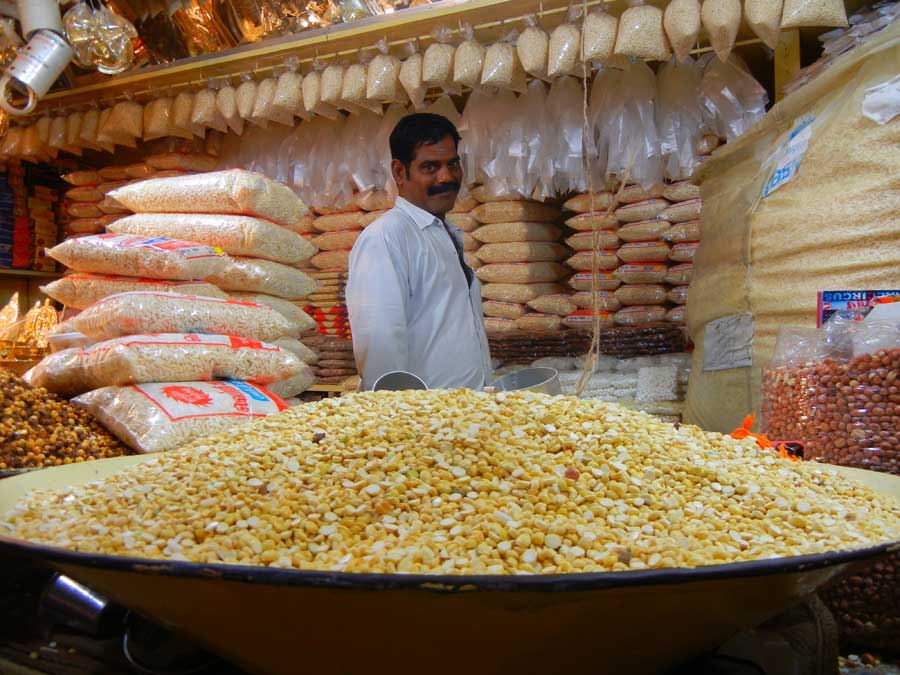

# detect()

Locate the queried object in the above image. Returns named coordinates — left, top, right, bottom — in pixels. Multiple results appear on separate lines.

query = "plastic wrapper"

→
left=78, top=110, right=103, bottom=151
left=65, top=113, right=85, bottom=156
left=667, top=306, right=686, bottom=323
left=563, top=310, right=615, bottom=330
left=615, top=0, right=671, bottom=61
left=661, top=197, right=702, bottom=222
left=50, top=117, right=68, bottom=152
left=267, top=365, right=316, bottom=398
left=217, top=84, right=245, bottom=135
left=663, top=181, right=701, bottom=201
left=453, top=23, right=485, bottom=88
left=368, top=39, right=403, bottom=104
left=236, top=76, right=258, bottom=122
left=517, top=15, right=549, bottom=80
left=566, top=250, right=620, bottom=271
left=423, top=26, right=456, bottom=89
left=669, top=241, right=700, bottom=262
left=566, top=231, right=620, bottom=251
left=615, top=305, right=667, bottom=325
left=48, top=233, right=230, bottom=281
left=302, top=63, right=340, bottom=119
left=619, top=220, right=672, bottom=242
left=472, top=201, right=560, bottom=224
left=481, top=283, right=564, bottom=304
left=516, top=313, right=564, bottom=332
left=74, top=380, right=288, bottom=454
left=618, top=241, right=671, bottom=262
left=548, top=6, right=582, bottom=78
left=63, top=170, right=100, bottom=187
left=110, top=170, right=308, bottom=227
left=616, top=284, right=668, bottom=306
left=399, top=42, right=427, bottom=111
left=482, top=30, right=527, bottom=93
left=615, top=198, right=669, bottom=223
left=527, top=294, right=578, bottom=317
left=702, top=0, right=742, bottom=62
left=145, top=153, right=218, bottom=172
left=664, top=220, right=701, bottom=242
left=780, top=0, right=848, bottom=29
left=668, top=286, right=690, bottom=305
left=209, top=257, right=318, bottom=300
left=699, top=53, right=768, bottom=142
left=546, top=76, right=590, bottom=195
left=483, top=300, right=527, bottom=320
left=191, top=87, right=228, bottom=134
left=658, top=57, right=705, bottom=181
left=273, top=61, right=305, bottom=123
left=41, top=274, right=227, bottom=310
left=475, top=242, right=567, bottom=264
left=665, top=262, right=694, bottom=285
left=583, top=6, right=618, bottom=63
left=564, top=193, right=615, bottom=213
left=745, top=0, right=784, bottom=49
left=569, top=272, right=621, bottom=292
left=247, top=77, right=278, bottom=127
left=471, top=222, right=560, bottom=243
left=475, top=262, right=567, bottom=284
left=571, top=290, right=620, bottom=311
left=102, top=100, right=143, bottom=145
left=172, top=91, right=201, bottom=138
left=665, top=0, right=702, bottom=61
left=615, top=263, right=668, bottom=284
left=143, top=97, right=174, bottom=141
left=68, top=217, right=109, bottom=234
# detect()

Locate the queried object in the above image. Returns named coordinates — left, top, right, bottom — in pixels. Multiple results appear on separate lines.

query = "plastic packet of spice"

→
left=454, top=23, right=485, bottom=89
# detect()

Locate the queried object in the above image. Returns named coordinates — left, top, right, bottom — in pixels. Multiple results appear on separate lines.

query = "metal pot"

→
left=490, top=367, right=561, bottom=395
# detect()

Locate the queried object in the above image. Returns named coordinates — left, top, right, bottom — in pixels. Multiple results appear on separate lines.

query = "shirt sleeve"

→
left=346, top=225, right=411, bottom=390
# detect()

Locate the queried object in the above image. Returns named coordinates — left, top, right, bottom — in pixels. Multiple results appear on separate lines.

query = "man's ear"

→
left=391, top=159, right=407, bottom=186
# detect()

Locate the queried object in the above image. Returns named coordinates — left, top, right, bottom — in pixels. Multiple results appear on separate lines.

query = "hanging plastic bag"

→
left=517, top=15, right=549, bottom=80
left=423, top=25, right=456, bottom=91
left=340, top=57, right=369, bottom=112
left=272, top=57, right=306, bottom=123
left=192, top=83, right=228, bottom=134
left=453, top=22, right=485, bottom=89
left=780, top=0, right=848, bottom=29
left=246, top=77, right=273, bottom=128
left=702, top=0, right=741, bottom=62
left=320, top=62, right=345, bottom=107
left=657, top=57, right=704, bottom=181
left=582, top=5, right=618, bottom=63
left=699, top=52, right=768, bottom=142
left=236, top=74, right=258, bottom=123
left=78, top=108, right=103, bottom=151
left=101, top=98, right=144, bottom=145
left=547, top=76, right=588, bottom=195
left=548, top=6, right=583, bottom=78
left=302, top=60, right=340, bottom=119
left=664, top=0, right=702, bottom=61
left=217, top=82, right=245, bottom=135
left=49, top=116, right=67, bottom=152
left=65, top=112, right=85, bottom=156
left=399, top=41, right=427, bottom=111
left=482, top=30, right=527, bottom=93
left=745, top=0, right=783, bottom=49
left=367, top=39, right=404, bottom=105
left=172, top=90, right=202, bottom=137
left=615, top=0, right=671, bottom=61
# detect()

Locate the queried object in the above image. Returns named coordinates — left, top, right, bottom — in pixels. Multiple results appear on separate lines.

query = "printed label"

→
left=131, top=380, right=287, bottom=422
left=703, top=314, right=754, bottom=372
left=817, top=290, right=900, bottom=327
left=763, top=114, right=815, bottom=199
left=621, top=241, right=665, bottom=249
left=93, top=233, right=224, bottom=259
left=573, top=272, right=617, bottom=281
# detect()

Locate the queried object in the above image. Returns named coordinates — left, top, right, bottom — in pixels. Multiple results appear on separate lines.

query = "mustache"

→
left=427, top=181, right=461, bottom=196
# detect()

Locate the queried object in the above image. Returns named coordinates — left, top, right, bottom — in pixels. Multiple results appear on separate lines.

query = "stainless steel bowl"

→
left=490, top=367, right=561, bottom=395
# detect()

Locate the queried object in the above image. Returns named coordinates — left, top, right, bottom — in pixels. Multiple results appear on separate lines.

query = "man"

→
left=346, top=113, right=492, bottom=390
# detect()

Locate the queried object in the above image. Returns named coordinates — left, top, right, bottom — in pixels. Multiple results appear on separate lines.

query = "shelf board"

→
left=0, top=268, right=63, bottom=279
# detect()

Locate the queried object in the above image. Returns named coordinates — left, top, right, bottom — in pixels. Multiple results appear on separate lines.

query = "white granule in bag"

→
left=566, top=250, right=620, bottom=271
left=547, top=15, right=581, bottom=78
left=568, top=272, right=621, bottom=291
left=661, top=198, right=702, bottom=223
left=564, top=192, right=615, bottom=213
left=618, top=220, right=672, bottom=242
left=66, top=186, right=103, bottom=202
left=636, top=365, right=679, bottom=402
left=313, top=212, right=375, bottom=232
left=216, top=85, right=244, bottom=136
left=367, top=53, right=403, bottom=103
left=618, top=241, right=671, bottom=263
left=191, top=89, right=228, bottom=134
left=476, top=262, right=567, bottom=284
left=267, top=364, right=315, bottom=398
left=615, top=199, right=669, bottom=223
left=615, top=284, right=668, bottom=305
left=355, top=191, right=394, bottom=212
left=527, top=294, right=577, bottom=317
left=663, top=181, right=700, bottom=202
left=701, top=0, right=741, bottom=62
left=664, top=0, right=702, bottom=62
left=483, top=317, right=518, bottom=334
left=68, top=203, right=103, bottom=219
left=342, top=63, right=368, bottom=105
left=63, top=170, right=100, bottom=186
left=229, top=293, right=316, bottom=335
left=74, top=380, right=288, bottom=454
left=615, top=264, right=669, bottom=284
left=273, top=71, right=303, bottom=121
left=41, top=274, right=226, bottom=310
left=48, top=234, right=230, bottom=281
left=620, top=184, right=665, bottom=204
left=482, top=38, right=527, bottom=92
left=668, top=286, right=690, bottom=305
left=566, top=212, right=620, bottom=231
left=582, top=7, right=618, bottom=62
left=483, top=300, right=527, bottom=320
left=68, top=217, right=108, bottom=234
left=210, top=258, right=317, bottom=300
left=475, top=242, right=566, bottom=264
left=172, top=92, right=201, bottom=138
left=472, top=222, right=561, bottom=243
left=571, top=290, right=621, bottom=311
left=517, top=20, right=549, bottom=79
left=516, top=313, right=563, bottom=332
left=312, top=230, right=361, bottom=252
left=566, top=231, right=620, bottom=251
left=615, top=2, right=671, bottom=61
left=71, top=291, right=297, bottom=342
left=108, top=213, right=315, bottom=265
left=453, top=31, right=486, bottom=88
left=480, top=283, right=564, bottom=304
left=473, top=201, right=560, bottom=224
left=745, top=0, right=783, bottom=49
left=780, top=0, right=847, bottom=28
left=614, top=305, right=667, bottom=326
left=271, top=337, right=318, bottom=363
left=310, top=250, right=350, bottom=271
left=109, top=170, right=309, bottom=228
left=399, top=52, right=426, bottom=110
left=464, top=253, right=482, bottom=270
left=462, top=233, right=479, bottom=252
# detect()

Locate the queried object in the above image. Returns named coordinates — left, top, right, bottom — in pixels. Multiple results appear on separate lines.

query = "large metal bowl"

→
left=491, top=367, right=561, bottom=395
left=0, top=457, right=898, bottom=675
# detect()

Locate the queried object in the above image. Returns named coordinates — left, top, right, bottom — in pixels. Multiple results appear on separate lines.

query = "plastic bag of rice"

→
left=669, top=241, right=700, bottom=262
left=67, top=186, right=103, bottom=202
left=615, top=0, right=670, bottom=61
left=464, top=252, right=482, bottom=270
left=314, top=211, right=370, bottom=232
left=620, top=184, right=665, bottom=204
left=745, top=0, right=783, bottom=49
left=663, top=221, right=701, bottom=242
left=668, top=286, right=689, bottom=305
left=310, top=250, right=351, bottom=271
left=661, top=198, right=701, bottom=223
left=68, top=217, right=110, bottom=235
left=483, top=300, right=527, bottom=320
left=665, top=262, right=694, bottom=285
left=617, top=241, right=671, bottom=263
left=98, top=196, right=130, bottom=215
left=475, top=242, right=567, bottom=264
left=271, top=337, right=318, bottom=364
left=41, top=274, right=226, bottom=310
left=566, top=250, right=620, bottom=272
left=108, top=213, right=315, bottom=265
left=210, top=258, right=317, bottom=300
left=517, top=15, right=550, bottom=79
left=230, top=293, right=316, bottom=335
left=516, top=313, right=563, bottom=332
left=216, top=85, right=244, bottom=136
left=355, top=190, right=395, bottom=212
left=571, top=290, right=620, bottom=311
left=191, top=88, right=228, bottom=134
left=312, top=230, right=361, bottom=252
left=267, top=364, right=316, bottom=398
left=566, top=212, right=620, bottom=232
left=109, top=170, right=308, bottom=228
left=48, top=234, right=230, bottom=281
left=68, top=202, right=103, bottom=219
left=70, top=291, right=298, bottom=342
left=484, top=317, right=518, bottom=334
left=476, top=262, right=566, bottom=284
left=582, top=5, right=618, bottom=62
left=618, top=220, right=672, bottom=243
left=563, top=310, right=614, bottom=330
left=144, top=154, right=218, bottom=173
left=63, top=170, right=100, bottom=186
left=446, top=212, right=479, bottom=232
left=453, top=23, right=485, bottom=88
left=527, top=294, right=577, bottom=317
left=667, top=306, right=686, bottom=323
left=566, top=231, right=619, bottom=251
left=663, top=181, right=701, bottom=202
left=564, top=192, right=615, bottom=213
left=781, top=0, right=847, bottom=28
left=368, top=39, right=404, bottom=104
left=615, top=305, right=667, bottom=326
left=400, top=45, right=427, bottom=111
left=615, top=263, right=669, bottom=284
left=664, top=0, right=702, bottom=61
left=73, top=380, right=289, bottom=454
left=462, top=233, right=479, bottom=252
left=471, top=222, right=561, bottom=243
left=615, top=199, right=669, bottom=223
left=480, top=282, right=564, bottom=303
left=482, top=30, right=528, bottom=93
left=702, top=0, right=741, bottom=62
left=568, top=272, right=621, bottom=291
left=472, top=201, right=560, bottom=224
left=615, top=284, right=668, bottom=306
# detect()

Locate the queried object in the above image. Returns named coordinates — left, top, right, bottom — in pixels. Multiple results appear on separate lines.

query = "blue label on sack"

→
left=762, top=114, right=816, bottom=199
left=226, top=379, right=272, bottom=403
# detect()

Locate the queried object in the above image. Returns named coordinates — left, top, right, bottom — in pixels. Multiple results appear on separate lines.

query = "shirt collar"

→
left=395, top=196, right=442, bottom=230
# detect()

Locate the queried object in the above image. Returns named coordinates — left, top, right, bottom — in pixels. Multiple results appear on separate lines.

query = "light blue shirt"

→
left=347, top=196, right=492, bottom=390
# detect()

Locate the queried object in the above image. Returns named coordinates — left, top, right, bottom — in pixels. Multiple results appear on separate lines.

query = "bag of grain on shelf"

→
left=476, top=262, right=567, bottom=284
left=615, top=305, right=667, bottom=325
left=271, top=337, right=318, bottom=364
left=313, top=211, right=369, bottom=232
left=109, top=170, right=308, bottom=228
left=472, top=222, right=561, bottom=243
left=568, top=272, right=621, bottom=291
left=566, top=250, right=620, bottom=271
left=41, top=274, right=227, bottom=310
left=618, top=220, right=672, bottom=242
left=615, top=199, right=669, bottom=223
left=482, top=30, right=527, bottom=93
left=48, top=234, right=230, bottom=281
left=399, top=42, right=427, bottom=111
left=618, top=241, right=671, bottom=263
left=667, top=306, right=686, bottom=323
left=74, top=380, right=289, bottom=454
left=516, top=313, right=563, bottom=331
left=668, top=286, right=690, bottom=305
left=355, top=190, right=394, bottom=212
left=566, top=212, right=620, bottom=231
left=423, top=26, right=456, bottom=90
left=454, top=23, right=485, bottom=88
left=481, top=282, right=564, bottom=304
left=669, top=241, right=699, bottom=262
left=312, top=230, right=361, bottom=252
left=780, top=0, right=847, bottom=29
left=229, top=293, right=315, bottom=335
left=472, top=201, right=560, bottom=224
left=71, top=292, right=298, bottom=342
left=68, top=202, right=103, bottom=219
left=63, top=170, right=100, bottom=186
left=664, top=220, right=701, bottom=242
left=663, top=181, right=701, bottom=202
left=527, top=294, right=577, bottom=317
left=483, top=300, right=527, bottom=320
left=267, top=364, right=316, bottom=398
left=109, top=213, right=315, bottom=265
left=446, top=212, right=479, bottom=232
left=615, top=0, right=670, bottom=61
left=616, top=284, right=668, bottom=306
left=483, top=317, right=518, bottom=334
left=368, top=39, right=404, bottom=104
left=665, top=262, right=694, bottom=285
left=615, top=263, right=668, bottom=284
left=68, top=217, right=109, bottom=235
left=582, top=5, right=618, bottom=63
left=571, top=290, right=621, bottom=311
left=310, top=250, right=351, bottom=271
left=517, top=15, right=550, bottom=80
left=475, top=242, right=567, bottom=264
left=566, top=231, right=619, bottom=251
left=564, top=192, right=615, bottom=213
left=464, top=252, right=482, bottom=270
left=665, top=0, right=702, bottom=62
left=563, top=310, right=614, bottom=330
left=210, top=258, right=317, bottom=300
left=744, top=0, right=783, bottom=49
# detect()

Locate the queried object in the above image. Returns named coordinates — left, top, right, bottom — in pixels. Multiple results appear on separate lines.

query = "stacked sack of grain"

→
left=472, top=197, right=568, bottom=334
left=304, top=269, right=351, bottom=340
left=660, top=180, right=702, bottom=326
left=302, top=333, right=358, bottom=387
left=446, top=190, right=481, bottom=272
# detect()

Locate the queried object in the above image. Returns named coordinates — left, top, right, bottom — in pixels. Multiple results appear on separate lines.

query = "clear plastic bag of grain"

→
left=482, top=30, right=528, bottom=93
left=229, top=292, right=316, bottom=336
left=618, top=220, right=672, bottom=242
left=101, top=100, right=144, bottom=146
left=616, top=284, right=668, bottom=306
left=571, top=290, right=621, bottom=311
left=663, top=181, right=701, bottom=202
left=665, top=0, right=702, bottom=62
left=568, top=271, right=621, bottom=292
left=236, top=75, right=258, bottom=123
left=143, top=97, right=175, bottom=142
left=321, top=62, right=346, bottom=108
left=564, top=192, right=615, bottom=213
left=108, top=213, right=316, bottom=265
left=249, top=77, right=281, bottom=127
left=217, top=84, right=245, bottom=135
left=481, top=282, right=565, bottom=304
left=367, top=39, right=404, bottom=104
left=665, top=262, right=694, bottom=285
left=517, top=15, right=549, bottom=80
left=261, top=75, right=295, bottom=126
left=745, top=0, right=784, bottom=49
left=669, top=241, right=700, bottom=262
left=615, top=263, right=669, bottom=284
left=454, top=22, right=486, bottom=89
left=471, top=222, right=562, bottom=243
left=209, top=257, right=318, bottom=300
left=566, top=231, right=620, bottom=251
left=273, top=58, right=306, bottom=122
left=661, top=198, right=701, bottom=223
left=423, top=26, right=457, bottom=90
left=618, top=241, right=671, bottom=263
left=475, top=262, right=567, bottom=284
left=41, top=274, right=227, bottom=311
left=615, top=305, right=667, bottom=325
left=527, top=294, right=578, bottom=317
left=583, top=5, right=618, bottom=63
left=400, top=41, right=427, bottom=111
left=472, top=200, right=560, bottom=224
left=663, top=220, right=701, bottom=242
left=702, top=0, right=742, bottom=62
left=74, top=380, right=289, bottom=454
left=191, top=85, right=228, bottom=134
left=615, top=0, right=671, bottom=61
left=48, top=234, right=230, bottom=281
left=302, top=61, right=340, bottom=119
left=172, top=91, right=202, bottom=138
left=483, top=300, right=527, bottom=320
left=475, top=242, right=567, bottom=264
left=615, top=198, right=669, bottom=223
left=548, top=6, right=582, bottom=78
left=267, top=364, right=316, bottom=398
left=516, top=313, right=564, bottom=332
left=563, top=310, right=615, bottom=330
left=71, top=291, right=301, bottom=342
left=566, top=250, right=620, bottom=272
left=780, top=0, right=847, bottom=28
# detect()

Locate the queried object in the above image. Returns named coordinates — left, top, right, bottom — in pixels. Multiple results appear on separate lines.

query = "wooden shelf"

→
left=0, top=268, right=62, bottom=279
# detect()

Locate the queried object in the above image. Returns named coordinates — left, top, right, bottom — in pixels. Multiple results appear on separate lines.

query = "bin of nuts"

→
left=761, top=316, right=900, bottom=651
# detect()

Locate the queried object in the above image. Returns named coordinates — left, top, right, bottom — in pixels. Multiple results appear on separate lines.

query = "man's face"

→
left=392, top=135, right=462, bottom=218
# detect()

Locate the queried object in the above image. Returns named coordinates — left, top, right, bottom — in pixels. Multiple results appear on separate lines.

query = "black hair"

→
left=389, top=113, right=461, bottom=171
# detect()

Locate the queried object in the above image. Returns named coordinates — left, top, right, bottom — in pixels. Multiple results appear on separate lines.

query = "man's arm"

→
left=346, top=227, right=410, bottom=389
